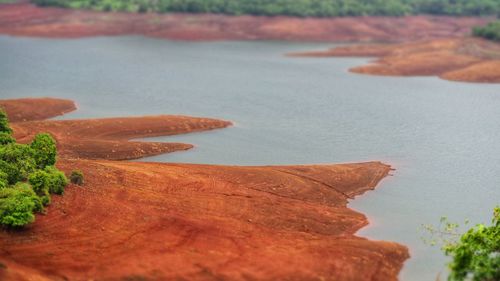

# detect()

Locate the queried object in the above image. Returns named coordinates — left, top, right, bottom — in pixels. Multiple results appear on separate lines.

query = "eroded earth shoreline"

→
left=0, top=98, right=409, bottom=280
left=291, top=38, right=500, bottom=83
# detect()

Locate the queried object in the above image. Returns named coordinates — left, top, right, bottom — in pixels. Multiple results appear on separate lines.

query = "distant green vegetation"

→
left=473, top=21, right=500, bottom=41
left=32, top=0, right=500, bottom=17
left=0, top=108, right=70, bottom=228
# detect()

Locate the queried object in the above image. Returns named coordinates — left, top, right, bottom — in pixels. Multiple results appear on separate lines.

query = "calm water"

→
left=1, top=35, right=500, bottom=281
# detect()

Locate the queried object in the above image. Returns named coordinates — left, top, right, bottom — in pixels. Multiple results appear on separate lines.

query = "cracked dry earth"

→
left=0, top=98, right=408, bottom=281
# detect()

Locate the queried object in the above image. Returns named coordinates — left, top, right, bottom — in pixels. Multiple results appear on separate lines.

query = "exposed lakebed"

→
left=1, top=35, right=500, bottom=280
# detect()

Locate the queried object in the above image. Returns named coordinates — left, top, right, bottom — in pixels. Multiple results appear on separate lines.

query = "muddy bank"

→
left=291, top=38, right=500, bottom=83
left=0, top=2, right=491, bottom=42
left=0, top=97, right=409, bottom=280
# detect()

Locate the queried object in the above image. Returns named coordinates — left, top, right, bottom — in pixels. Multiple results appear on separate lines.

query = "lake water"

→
left=1, top=35, right=499, bottom=281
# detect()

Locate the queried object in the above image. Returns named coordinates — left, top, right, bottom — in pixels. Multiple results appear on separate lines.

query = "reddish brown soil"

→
left=441, top=60, right=500, bottom=82
left=291, top=38, right=500, bottom=83
left=0, top=97, right=76, bottom=122
left=0, top=2, right=491, bottom=42
left=1, top=99, right=231, bottom=160
left=0, top=98, right=409, bottom=280
left=12, top=114, right=232, bottom=160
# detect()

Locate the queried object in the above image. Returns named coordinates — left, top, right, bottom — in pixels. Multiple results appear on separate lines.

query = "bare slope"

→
left=0, top=98, right=409, bottom=280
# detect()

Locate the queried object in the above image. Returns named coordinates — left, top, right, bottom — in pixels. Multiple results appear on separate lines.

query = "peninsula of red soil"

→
left=0, top=98, right=409, bottom=280
left=291, top=38, right=500, bottom=83
left=11, top=115, right=232, bottom=160
left=0, top=97, right=76, bottom=122
left=0, top=2, right=491, bottom=42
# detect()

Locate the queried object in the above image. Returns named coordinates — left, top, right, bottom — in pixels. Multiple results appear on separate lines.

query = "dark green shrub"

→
left=70, top=170, right=84, bottom=186
left=44, top=166, right=68, bottom=195
left=28, top=170, right=51, bottom=206
left=0, top=144, right=36, bottom=183
left=0, top=132, right=15, bottom=145
left=30, top=133, right=57, bottom=169
left=0, top=108, right=12, bottom=135
left=0, top=185, right=39, bottom=227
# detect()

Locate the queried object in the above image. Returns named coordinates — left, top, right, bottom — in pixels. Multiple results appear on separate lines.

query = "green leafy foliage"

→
left=0, top=112, right=71, bottom=228
left=70, top=170, right=84, bottom=186
left=30, top=133, right=57, bottom=169
left=0, top=160, right=19, bottom=185
left=28, top=170, right=51, bottom=206
left=32, top=0, right=500, bottom=17
left=13, top=182, right=44, bottom=213
left=473, top=21, right=500, bottom=42
left=0, top=109, right=12, bottom=135
left=422, top=207, right=500, bottom=281
left=444, top=207, right=500, bottom=281
left=0, top=171, right=8, bottom=189
left=45, top=166, right=68, bottom=194
left=0, top=185, right=39, bottom=227
left=0, top=132, right=15, bottom=145
left=0, top=144, right=36, bottom=183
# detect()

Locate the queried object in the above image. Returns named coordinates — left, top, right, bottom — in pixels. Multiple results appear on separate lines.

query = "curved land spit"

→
left=0, top=2, right=490, bottom=42
left=11, top=115, right=232, bottom=160
left=0, top=97, right=76, bottom=122
left=0, top=98, right=409, bottom=280
left=291, top=38, right=500, bottom=83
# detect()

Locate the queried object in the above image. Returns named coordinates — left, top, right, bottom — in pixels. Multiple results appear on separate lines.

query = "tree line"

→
left=32, top=0, right=500, bottom=17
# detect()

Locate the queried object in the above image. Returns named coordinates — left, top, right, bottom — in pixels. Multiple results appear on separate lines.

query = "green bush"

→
left=0, top=171, right=8, bottom=189
left=13, top=182, right=44, bottom=213
left=45, top=166, right=68, bottom=195
left=0, top=185, right=40, bottom=227
left=28, top=170, right=51, bottom=206
left=0, top=109, right=72, bottom=228
left=30, top=133, right=57, bottom=169
left=423, top=207, right=500, bottom=281
left=70, top=170, right=84, bottom=186
left=0, top=132, right=15, bottom=145
left=0, top=144, right=36, bottom=183
left=0, top=160, right=18, bottom=185
left=0, top=108, right=12, bottom=135
left=445, top=207, right=500, bottom=281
